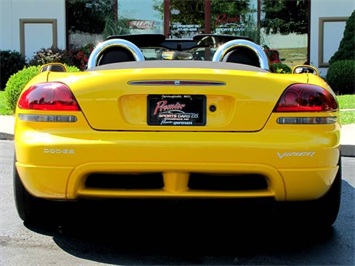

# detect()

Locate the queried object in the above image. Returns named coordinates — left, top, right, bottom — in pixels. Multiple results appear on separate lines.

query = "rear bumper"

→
left=15, top=128, right=340, bottom=202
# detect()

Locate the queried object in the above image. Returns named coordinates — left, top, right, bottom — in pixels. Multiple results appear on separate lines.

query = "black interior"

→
left=97, top=46, right=136, bottom=65
left=223, top=47, right=260, bottom=67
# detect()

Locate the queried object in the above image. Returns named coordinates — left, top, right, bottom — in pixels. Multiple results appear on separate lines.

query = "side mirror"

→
left=292, top=65, right=319, bottom=76
left=40, top=63, right=67, bottom=73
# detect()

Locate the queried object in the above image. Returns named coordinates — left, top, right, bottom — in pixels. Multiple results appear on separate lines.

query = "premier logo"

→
left=153, top=100, right=186, bottom=115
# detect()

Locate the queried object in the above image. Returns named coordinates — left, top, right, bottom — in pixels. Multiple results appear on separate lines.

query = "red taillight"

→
left=18, top=82, right=80, bottom=111
left=274, top=84, right=338, bottom=112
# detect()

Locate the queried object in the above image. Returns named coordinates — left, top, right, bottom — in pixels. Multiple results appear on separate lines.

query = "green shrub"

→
left=5, top=64, right=80, bottom=112
left=5, top=66, right=40, bottom=112
left=329, top=10, right=355, bottom=64
left=326, top=60, right=355, bottom=95
left=270, top=63, right=292, bottom=74
left=28, top=47, right=73, bottom=66
left=65, top=65, right=82, bottom=72
left=0, top=50, right=26, bottom=90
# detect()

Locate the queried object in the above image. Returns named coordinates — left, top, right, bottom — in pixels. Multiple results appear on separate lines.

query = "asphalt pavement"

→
left=0, top=115, right=354, bottom=157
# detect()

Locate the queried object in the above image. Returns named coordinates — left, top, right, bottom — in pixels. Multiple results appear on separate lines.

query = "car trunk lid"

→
left=48, top=62, right=307, bottom=132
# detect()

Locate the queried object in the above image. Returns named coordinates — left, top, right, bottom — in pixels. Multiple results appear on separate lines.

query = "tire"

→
left=277, top=156, right=342, bottom=229
left=13, top=160, right=53, bottom=225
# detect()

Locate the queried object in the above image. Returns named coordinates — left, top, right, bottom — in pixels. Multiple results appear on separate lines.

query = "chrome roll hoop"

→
left=87, top=39, right=145, bottom=69
left=212, top=39, right=270, bottom=71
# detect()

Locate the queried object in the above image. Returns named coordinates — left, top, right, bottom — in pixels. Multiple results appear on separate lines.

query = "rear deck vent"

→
left=85, top=173, right=164, bottom=189
left=188, top=173, right=268, bottom=191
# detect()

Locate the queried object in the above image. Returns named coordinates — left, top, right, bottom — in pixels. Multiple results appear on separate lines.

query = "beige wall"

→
left=2, top=0, right=353, bottom=74
left=0, top=0, right=66, bottom=61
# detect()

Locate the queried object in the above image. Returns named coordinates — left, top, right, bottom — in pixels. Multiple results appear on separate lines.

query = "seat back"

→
left=222, top=47, right=260, bottom=67
left=97, top=47, right=136, bottom=65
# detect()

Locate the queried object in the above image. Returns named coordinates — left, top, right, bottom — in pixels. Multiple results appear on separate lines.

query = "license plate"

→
left=147, top=95, right=206, bottom=126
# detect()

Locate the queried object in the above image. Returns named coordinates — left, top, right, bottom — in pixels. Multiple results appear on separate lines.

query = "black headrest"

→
left=223, top=47, right=260, bottom=67
left=97, top=47, right=135, bottom=65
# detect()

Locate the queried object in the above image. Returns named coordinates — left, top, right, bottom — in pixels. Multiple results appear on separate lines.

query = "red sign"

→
left=215, top=14, right=241, bottom=26
left=128, top=20, right=156, bottom=29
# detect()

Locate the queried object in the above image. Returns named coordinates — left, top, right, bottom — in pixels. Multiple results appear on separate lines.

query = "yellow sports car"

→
left=14, top=34, right=341, bottom=228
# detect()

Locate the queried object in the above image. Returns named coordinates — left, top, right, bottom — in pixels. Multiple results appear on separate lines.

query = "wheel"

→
left=13, top=160, right=52, bottom=224
left=277, top=156, right=342, bottom=229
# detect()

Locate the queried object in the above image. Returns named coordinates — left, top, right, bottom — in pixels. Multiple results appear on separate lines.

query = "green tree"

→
left=261, top=0, right=309, bottom=35
left=329, top=9, right=355, bottom=64
left=67, top=0, right=115, bottom=34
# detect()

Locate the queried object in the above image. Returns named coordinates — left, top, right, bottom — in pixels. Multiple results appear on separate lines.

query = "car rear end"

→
left=14, top=61, right=340, bottom=205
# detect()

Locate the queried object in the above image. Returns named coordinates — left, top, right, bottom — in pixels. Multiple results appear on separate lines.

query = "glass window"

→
left=211, top=0, right=258, bottom=40
left=66, top=0, right=257, bottom=48
left=117, top=0, right=164, bottom=34
left=166, top=0, right=257, bottom=40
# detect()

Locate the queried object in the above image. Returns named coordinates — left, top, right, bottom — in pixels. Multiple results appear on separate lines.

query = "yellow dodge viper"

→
left=14, top=34, right=341, bottom=228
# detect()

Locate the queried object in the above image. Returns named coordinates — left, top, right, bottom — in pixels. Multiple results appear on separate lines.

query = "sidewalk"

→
left=0, top=115, right=354, bottom=156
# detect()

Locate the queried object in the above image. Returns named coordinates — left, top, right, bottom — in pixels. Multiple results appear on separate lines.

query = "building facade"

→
left=0, top=0, right=66, bottom=60
left=1, top=0, right=354, bottom=76
left=309, top=0, right=354, bottom=76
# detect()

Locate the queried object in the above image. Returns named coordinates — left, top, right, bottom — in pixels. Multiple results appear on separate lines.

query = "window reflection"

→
left=117, top=0, right=164, bottom=34
left=67, top=0, right=258, bottom=48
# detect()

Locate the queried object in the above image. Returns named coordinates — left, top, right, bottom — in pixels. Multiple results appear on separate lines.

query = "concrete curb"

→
left=341, top=145, right=355, bottom=157
left=0, top=132, right=14, bottom=141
